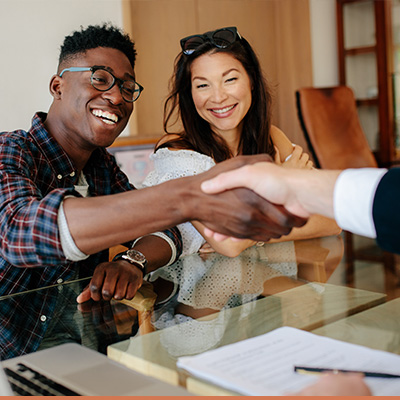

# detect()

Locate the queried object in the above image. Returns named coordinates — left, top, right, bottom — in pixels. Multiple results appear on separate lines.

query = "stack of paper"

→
left=177, top=326, right=400, bottom=396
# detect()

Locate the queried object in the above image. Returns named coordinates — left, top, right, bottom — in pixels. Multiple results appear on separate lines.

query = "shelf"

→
left=344, top=45, right=376, bottom=55
left=356, top=98, right=378, bottom=107
left=339, top=0, right=370, bottom=4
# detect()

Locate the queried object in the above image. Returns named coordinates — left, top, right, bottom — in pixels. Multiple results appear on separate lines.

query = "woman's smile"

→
left=209, top=104, right=237, bottom=116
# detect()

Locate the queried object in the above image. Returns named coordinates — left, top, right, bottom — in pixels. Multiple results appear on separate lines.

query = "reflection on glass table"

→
left=0, top=277, right=155, bottom=360
left=2, top=233, right=390, bottom=396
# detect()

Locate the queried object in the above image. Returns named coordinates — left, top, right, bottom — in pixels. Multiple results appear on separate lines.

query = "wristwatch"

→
left=113, top=249, right=147, bottom=274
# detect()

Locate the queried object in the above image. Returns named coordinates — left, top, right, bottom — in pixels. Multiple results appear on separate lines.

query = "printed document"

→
left=177, top=326, right=400, bottom=395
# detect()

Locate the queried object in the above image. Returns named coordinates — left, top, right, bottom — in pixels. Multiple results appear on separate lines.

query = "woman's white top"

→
left=143, top=148, right=216, bottom=256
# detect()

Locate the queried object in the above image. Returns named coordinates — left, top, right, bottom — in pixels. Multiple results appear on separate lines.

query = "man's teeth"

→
left=212, top=105, right=235, bottom=114
left=92, top=109, right=119, bottom=124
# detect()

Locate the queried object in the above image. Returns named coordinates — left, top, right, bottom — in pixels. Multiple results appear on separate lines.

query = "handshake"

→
left=185, top=154, right=310, bottom=243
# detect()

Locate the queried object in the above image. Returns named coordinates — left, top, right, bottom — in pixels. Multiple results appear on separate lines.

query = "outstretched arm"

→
left=64, top=156, right=307, bottom=255
left=201, top=162, right=390, bottom=243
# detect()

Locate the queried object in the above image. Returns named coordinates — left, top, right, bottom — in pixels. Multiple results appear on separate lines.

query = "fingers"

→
left=76, top=261, right=142, bottom=303
left=203, top=229, right=232, bottom=242
left=76, top=286, right=92, bottom=304
left=124, top=280, right=142, bottom=300
left=202, top=228, right=245, bottom=243
left=88, top=267, right=107, bottom=302
left=201, top=164, right=255, bottom=194
left=273, top=146, right=281, bottom=164
left=202, top=189, right=308, bottom=242
left=305, top=159, right=314, bottom=169
left=198, top=242, right=216, bottom=253
left=96, top=270, right=119, bottom=301
left=196, top=160, right=309, bottom=242
left=290, top=374, right=371, bottom=396
left=298, top=152, right=311, bottom=168
left=281, top=145, right=313, bottom=169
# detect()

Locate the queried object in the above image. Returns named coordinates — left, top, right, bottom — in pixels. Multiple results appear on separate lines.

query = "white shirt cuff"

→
left=333, top=168, right=387, bottom=238
left=58, top=199, right=89, bottom=261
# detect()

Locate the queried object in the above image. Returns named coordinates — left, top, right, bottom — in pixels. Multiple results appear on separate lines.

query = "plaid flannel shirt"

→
left=0, top=113, right=182, bottom=359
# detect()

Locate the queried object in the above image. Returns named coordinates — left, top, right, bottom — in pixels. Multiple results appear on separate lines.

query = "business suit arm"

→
left=373, top=167, right=400, bottom=253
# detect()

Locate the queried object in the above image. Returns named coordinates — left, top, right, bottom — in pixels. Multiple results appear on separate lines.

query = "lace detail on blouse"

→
left=142, top=149, right=215, bottom=257
left=150, top=242, right=297, bottom=310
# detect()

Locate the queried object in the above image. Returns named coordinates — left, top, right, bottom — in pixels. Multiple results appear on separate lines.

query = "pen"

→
left=294, top=366, right=400, bottom=378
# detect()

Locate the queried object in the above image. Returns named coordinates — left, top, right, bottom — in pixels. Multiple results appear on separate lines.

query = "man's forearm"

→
left=64, top=155, right=308, bottom=254
left=63, top=177, right=191, bottom=255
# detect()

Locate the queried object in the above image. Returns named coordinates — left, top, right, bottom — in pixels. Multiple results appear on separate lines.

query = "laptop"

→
left=1, top=343, right=192, bottom=396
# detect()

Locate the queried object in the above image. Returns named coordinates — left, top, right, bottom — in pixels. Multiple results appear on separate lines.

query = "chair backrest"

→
left=296, top=86, right=378, bottom=169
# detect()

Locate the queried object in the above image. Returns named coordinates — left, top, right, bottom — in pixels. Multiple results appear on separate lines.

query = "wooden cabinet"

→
left=336, top=0, right=395, bottom=166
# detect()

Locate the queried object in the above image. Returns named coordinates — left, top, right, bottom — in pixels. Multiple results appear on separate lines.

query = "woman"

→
left=143, top=26, right=340, bottom=257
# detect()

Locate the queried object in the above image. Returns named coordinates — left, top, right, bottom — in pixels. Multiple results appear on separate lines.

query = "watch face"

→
left=126, top=250, right=146, bottom=263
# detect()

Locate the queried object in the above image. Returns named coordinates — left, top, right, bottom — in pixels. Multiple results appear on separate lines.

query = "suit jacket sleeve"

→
left=372, top=167, right=400, bottom=254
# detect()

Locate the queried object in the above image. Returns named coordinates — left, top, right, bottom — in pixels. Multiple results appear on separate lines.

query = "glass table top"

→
left=1, top=234, right=398, bottom=395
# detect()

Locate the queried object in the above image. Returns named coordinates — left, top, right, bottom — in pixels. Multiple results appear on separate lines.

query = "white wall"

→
left=0, top=0, right=124, bottom=131
left=0, top=0, right=337, bottom=133
left=309, top=0, right=339, bottom=87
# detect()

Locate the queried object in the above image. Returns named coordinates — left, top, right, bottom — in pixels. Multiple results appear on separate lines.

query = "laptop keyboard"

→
left=4, top=363, right=80, bottom=396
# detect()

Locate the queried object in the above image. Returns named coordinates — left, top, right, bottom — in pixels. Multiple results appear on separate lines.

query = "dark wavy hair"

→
left=58, top=23, right=136, bottom=71
left=159, top=30, right=275, bottom=162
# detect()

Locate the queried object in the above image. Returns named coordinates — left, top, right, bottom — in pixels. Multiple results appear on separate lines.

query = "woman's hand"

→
left=198, top=242, right=216, bottom=254
left=274, top=145, right=314, bottom=169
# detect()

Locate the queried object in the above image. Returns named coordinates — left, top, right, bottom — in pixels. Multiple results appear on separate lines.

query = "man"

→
left=0, top=24, right=304, bottom=358
left=202, top=162, right=397, bottom=396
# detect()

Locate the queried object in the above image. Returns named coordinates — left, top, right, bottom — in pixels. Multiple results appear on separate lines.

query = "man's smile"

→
left=91, top=109, right=119, bottom=125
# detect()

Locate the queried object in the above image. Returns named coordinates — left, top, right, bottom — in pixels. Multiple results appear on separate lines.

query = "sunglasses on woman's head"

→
left=180, top=27, right=241, bottom=55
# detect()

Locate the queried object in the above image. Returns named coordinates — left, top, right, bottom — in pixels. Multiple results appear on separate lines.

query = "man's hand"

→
left=76, top=260, right=143, bottom=303
left=183, top=155, right=308, bottom=242
left=201, top=161, right=311, bottom=218
left=290, top=373, right=372, bottom=396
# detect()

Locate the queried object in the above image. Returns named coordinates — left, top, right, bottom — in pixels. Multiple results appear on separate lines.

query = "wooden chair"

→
left=295, top=86, right=395, bottom=284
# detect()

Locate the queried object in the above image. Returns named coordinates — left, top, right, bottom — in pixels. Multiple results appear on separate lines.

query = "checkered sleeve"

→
left=0, top=139, right=76, bottom=267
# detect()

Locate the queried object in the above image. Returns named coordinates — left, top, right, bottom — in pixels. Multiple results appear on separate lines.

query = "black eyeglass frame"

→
left=59, top=66, right=144, bottom=103
left=180, top=26, right=242, bottom=55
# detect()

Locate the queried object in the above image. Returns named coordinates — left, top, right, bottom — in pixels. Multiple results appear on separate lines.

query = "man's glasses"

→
left=59, top=66, right=144, bottom=103
left=180, top=26, right=241, bottom=55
